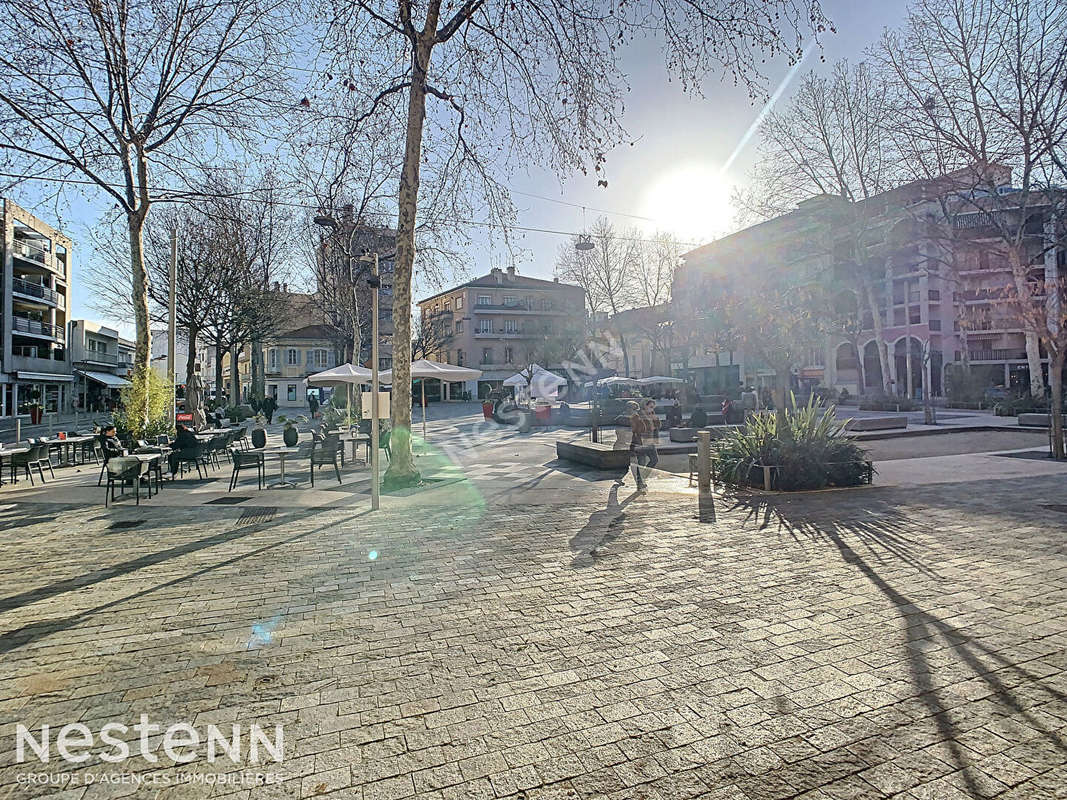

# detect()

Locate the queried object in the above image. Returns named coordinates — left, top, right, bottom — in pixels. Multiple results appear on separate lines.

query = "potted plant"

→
left=278, top=415, right=300, bottom=447
left=251, top=412, right=268, bottom=449
left=26, top=389, right=44, bottom=424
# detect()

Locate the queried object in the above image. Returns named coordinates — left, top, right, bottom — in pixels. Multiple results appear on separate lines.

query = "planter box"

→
left=1018, top=413, right=1050, bottom=427
left=555, top=440, right=630, bottom=471
left=845, top=416, right=907, bottom=432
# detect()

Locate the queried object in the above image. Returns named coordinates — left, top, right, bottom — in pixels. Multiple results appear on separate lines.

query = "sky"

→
left=7, top=0, right=911, bottom=336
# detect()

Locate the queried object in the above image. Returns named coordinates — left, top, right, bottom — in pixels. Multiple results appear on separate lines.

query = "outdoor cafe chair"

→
left=10, top=443, right=54, bottom=485
left=228, top=448, right=265, bottom=491
left=174, top=443, right=211, bottom=480
left=309, top=439, right=343, bottom=486
left=104, top=457, right=150, bottom=507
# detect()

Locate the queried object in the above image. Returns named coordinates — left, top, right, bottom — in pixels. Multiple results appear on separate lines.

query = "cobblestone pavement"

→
left=1, top=441, right=1066, bottom=799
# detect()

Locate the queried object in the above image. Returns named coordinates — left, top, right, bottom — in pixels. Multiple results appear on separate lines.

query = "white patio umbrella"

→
left=503, top=365, right=568, bottom=399
left=637, top=376, right=684, bottom=384
left=379, top=359, right=482, bottom=440
left=307, top=364, right=373, bottom=424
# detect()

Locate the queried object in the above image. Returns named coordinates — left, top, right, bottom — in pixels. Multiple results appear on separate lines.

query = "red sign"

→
left=176, top=412, right=193, bottom=422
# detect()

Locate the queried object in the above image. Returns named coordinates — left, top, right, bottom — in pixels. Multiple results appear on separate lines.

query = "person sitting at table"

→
left=665, top=400, right=683, bottom=429
left=99, top=425, right=123, bottom=459
left=168, top=423, right=199, bottom=476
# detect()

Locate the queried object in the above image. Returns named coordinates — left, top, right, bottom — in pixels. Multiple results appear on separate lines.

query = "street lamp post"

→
left=360, top=252, right=381, bottom=512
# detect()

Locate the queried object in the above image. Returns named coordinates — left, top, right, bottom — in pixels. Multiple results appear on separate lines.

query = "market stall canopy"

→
left=306, top=363, right=373, bottom=385
left=379, top=359, right=482, bottom=384
left=75, top=370, right=130, bottom=388
left=584, top=376, right=640, bottom=387
left=503, top=365, right=567, bottom=398
left=637, top=376, right=684, bottom=384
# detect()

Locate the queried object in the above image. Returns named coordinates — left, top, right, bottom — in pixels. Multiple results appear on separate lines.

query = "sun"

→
left=640, top=163, right=735, bottom=244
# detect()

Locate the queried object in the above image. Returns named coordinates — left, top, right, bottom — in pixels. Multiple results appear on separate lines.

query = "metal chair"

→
left=229, top=448, right=265, bottom=491
left=104, top=457, right=149, bottom=506
left=10, top=443, right=54, bottom=485
left=309, top=439, right=343, bottom=486
left=174, top=443, right=211, bottom=479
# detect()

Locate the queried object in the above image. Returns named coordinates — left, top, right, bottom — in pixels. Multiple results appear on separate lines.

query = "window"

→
left=455, top=320, right=463, bottom=333
left=504, top=346, right=514, bottom=364
left=929, top=319, right=942, bottom=331
left=314, top=349, right=329, bottom=368
left=482, top=347, right=493, bottom=364
left=443, top=299, right=451, bottom=311
left=503, top=295, right=516, bottom=306
left=504, top=319, right=518, bottom=334
left=286, top=348, right=299, bottom=365
left=268, top=349, right=278, bottom=370
left=455, top=296, right=463, bottom=310
left=456, top=349, right=464, bottom=366
left=542, top=298, right=553, bottom=310
left=477, top=319, right=492, bottom=334
left=287, top=384, right=297, bottom=401
left=477, top=295, right=492, bottom=306
left=928, top=289, right=940, bottom=301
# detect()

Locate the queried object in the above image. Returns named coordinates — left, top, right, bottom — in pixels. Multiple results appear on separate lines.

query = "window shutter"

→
left=305, top=349, right=313, bottom=368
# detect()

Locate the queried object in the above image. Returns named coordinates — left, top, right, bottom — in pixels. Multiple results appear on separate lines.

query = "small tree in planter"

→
left=25, top=388, right=44, bottom=424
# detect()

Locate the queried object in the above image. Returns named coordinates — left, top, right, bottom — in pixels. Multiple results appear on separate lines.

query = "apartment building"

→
left=676, top=167, right=1065, bottom=398
left=417, top=266, right=587, bottom=397
left=1, top=199, right=74, bottom=416
left=69, top=320, right=134, bottom=411
left=264, top=325, right=342, bottom=408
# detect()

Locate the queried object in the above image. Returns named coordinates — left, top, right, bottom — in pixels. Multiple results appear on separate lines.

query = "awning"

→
left=75, top=370, right=130, bottom=388
left=16, top=371, right=76, bottom=383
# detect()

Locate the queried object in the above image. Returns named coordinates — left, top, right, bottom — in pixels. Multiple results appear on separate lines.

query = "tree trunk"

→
left=1051, top=352, right=1064, bottom=460
left=863, top=282, right=891, bottom=393
left=1009, top=248, right=1047, bottom=398
left=229, top=343, right=240, bottom=407
left=774, top=368, right=790, bottom=436
left=618, top=330, right=631, bottom=377
left=215, top=341, right=225, bottom=406
left=854, top=340, right=867, bottom=393
left=250, top=338, right=264, bottom=408
left=384, top=31, right=435, bottom=488
left=127, top=210, right=153, bottom=427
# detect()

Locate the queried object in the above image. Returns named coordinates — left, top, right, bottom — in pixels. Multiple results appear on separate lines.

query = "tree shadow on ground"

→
left=569, top=482, right=641, bottom=568
left=723, top=490, right=1067, bottom=798
left=0, top=507, right=370, bottom=655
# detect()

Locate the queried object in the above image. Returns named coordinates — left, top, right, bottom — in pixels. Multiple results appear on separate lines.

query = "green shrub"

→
left=715, top=395, right=872, bottom=491
left=114, top=368, right=174, bottom=440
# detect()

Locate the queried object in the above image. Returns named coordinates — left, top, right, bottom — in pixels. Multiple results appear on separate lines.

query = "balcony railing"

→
left=11, top=238, right=48, bottom=264
left=969, top=349, right=1027, bottom=362
left=83, top=350, right=119, bottom=364
left=12, top=316, right=65, bottom=342
left=12, top=276, right=63, bottom=307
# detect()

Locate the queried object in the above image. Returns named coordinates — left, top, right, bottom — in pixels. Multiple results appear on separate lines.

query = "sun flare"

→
left=640, top=163, right=735, bottom=244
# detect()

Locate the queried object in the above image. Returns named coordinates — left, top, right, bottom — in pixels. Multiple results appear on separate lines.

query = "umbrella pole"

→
left=422, top=380, right=427, bottom=443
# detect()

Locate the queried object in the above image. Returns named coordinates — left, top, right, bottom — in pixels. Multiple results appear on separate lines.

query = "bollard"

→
left=763, top=464, right=773, bottom=491
left=15, top=419, right=21, bottom=442
left=74, top=411, right=79, bottom=431
left=697, top=430, right=711, bottom=493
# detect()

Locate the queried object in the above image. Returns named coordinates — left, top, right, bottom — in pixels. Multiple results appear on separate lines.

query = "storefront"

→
left=2, top=372, right=76, bottom=417
left=74, top=370, right=130, bottom=412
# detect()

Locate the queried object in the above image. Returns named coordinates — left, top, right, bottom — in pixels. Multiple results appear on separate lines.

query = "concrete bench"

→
left=563, top=408, right=593, bottom=426
left=1018, top=413, right=1050, bottom=427
left=555, top=440, right=630, bottom=470
left=845, top=416, right=908, bottom=432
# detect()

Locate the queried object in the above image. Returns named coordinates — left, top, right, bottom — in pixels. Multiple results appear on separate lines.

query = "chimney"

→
left=282, top=283, right=288, bottom=293
left=491, top=267, right=503, bottom=284
left=273, top=281, right=280, bottom=292
left=506, top=265, right=516, bottom=280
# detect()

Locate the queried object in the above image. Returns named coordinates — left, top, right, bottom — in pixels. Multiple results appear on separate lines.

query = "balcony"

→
left=473, top=328, right=535, bottom=338
left=11, top=238, right=48, bottom=266
left=12, top=316, right=65, bottom=343
left=12, top=276, right=64, bottom=308
left=473, top=301, right=567, bottom=314
left=81, top=350, right=119, bottom=365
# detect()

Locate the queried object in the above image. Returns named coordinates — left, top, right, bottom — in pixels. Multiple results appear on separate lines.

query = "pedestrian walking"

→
left=308, top=394, right=320, bottom=417
left=628, top=399, right=660, bottom=492
left=261, top=394, right=277, bottom=424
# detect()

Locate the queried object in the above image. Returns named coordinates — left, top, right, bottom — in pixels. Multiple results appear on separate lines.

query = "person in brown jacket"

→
left=628, top=399, right=660, bottom=491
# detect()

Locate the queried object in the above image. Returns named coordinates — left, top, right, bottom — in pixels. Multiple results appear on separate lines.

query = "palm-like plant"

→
left=715, top=394, right=871, bottom=490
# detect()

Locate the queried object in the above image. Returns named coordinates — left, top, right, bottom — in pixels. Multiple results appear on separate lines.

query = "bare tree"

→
left=323, top=0, right=831, bottom=487
left=738, top=62, right=903, bottom=392
left=880, top=0, right=1067, bottom=398
left=411, top=308, right=454, bottom=361
left=0, top=0, right=291, bottom=426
